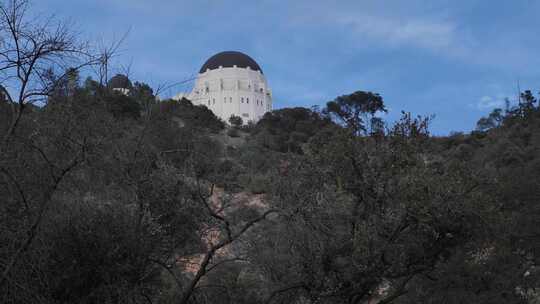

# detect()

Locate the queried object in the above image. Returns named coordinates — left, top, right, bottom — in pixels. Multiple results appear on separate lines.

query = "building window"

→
left=208, top=100, right=210, bottom=105
left=230, top=97, right=232, bottom=103
left=213, top=98, right=215, bottom=104
left=241, top=97, right=244, bottom=103
left=246, top=98, right=249, bottom=104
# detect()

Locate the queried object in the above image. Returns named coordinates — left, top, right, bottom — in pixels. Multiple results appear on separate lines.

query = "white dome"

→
left=175, top=51, right=272, bottom=124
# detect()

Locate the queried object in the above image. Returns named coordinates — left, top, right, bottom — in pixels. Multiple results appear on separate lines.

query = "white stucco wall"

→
left=174, top=65, right=272, bottom=124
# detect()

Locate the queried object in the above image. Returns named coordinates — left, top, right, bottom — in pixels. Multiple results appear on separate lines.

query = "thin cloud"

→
left=477, top=95, right=505, bottom=110
left=285, top=2, right=535, bottom=71
left=340, top=15, right=460, bottom=52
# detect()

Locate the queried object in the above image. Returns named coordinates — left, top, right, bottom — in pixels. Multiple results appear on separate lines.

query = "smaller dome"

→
left=109, top=74, right=132, bottom=89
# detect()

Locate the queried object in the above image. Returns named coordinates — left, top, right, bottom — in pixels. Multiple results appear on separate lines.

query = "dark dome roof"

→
left=109, top=74, right=132, bottom=89
left=199, top=51, right=263, bottom=74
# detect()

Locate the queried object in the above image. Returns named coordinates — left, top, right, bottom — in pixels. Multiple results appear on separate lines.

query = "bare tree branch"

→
left=178, top=179, right=277, bottom=304
left=0, top=139, right=86, bottom=287
left=264, top=283, right=309, bottom=304
left=0, top=0, right=113, bottom=146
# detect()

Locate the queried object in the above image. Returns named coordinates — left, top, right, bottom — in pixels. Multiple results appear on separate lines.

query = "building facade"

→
left=174, top=51, right=272, bottom=124
left=109, top=74, right=132, bottom=95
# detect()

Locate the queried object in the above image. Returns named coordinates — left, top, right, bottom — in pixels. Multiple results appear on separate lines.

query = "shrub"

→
left=228, top=128, right=240, bottom=138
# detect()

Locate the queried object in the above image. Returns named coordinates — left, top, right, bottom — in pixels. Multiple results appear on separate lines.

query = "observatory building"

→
left=174, top=51, right=272, bottom=124
left=109, top=74, right=132, bottom=95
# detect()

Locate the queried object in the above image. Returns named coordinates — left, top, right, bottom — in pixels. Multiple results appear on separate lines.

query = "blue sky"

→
left=35, top=0, right=540, bottom=135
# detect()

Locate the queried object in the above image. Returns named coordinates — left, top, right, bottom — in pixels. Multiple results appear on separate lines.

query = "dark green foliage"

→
left=0, top=70, right=223, bottom=303
left=519, top=90, right=538, bottom=115
left=245, top=173, right=269, bottom=194
left=241, top=100, right=540, bottom=304
left=107, top=92, right=142, bottom=119
left=477, top=90, right=540, bottom=131
left=130, top=81, right=156, bottom=115
left=0, top=101, right=10, bottom=134
left=324, top=90, right=386, bottom=135
left=0, top=85, right=8, bottom=103
left=229, top=114, right=243, bottom=127
left=3, top=75, right=540, bottom=304
left=250, top=107, right=332, bottom=153
left=43, top=201, right=162, bottom=303
left=476, top=108, right=504, bottom=131
left=400, top=95, right=540, bottom=304
left=156, top=97, right=225, bottom=132
left=227, top=127, right=241, bottom=137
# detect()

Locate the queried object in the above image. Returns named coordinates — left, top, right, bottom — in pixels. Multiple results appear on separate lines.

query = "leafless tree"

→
left=153, top=75, right=197, bottom=99
left=0, top=0, right=121, bottom=288
left=94, top=30, right=130, bottom=87
left=174, top=180, right=276, bottom=304
left=0, top=0, right=103, bottom=146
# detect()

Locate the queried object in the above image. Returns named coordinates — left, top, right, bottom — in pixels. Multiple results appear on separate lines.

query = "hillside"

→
left=2, top=73, right=540, bottom=304
left=2, top=1, right=540, bottom=303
